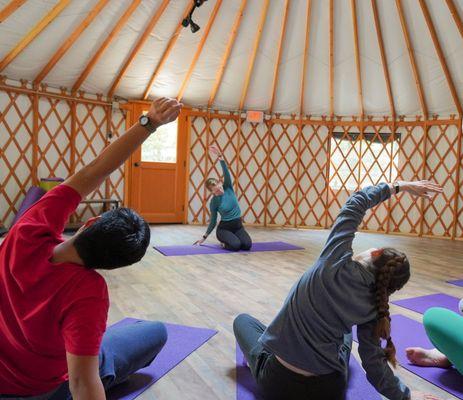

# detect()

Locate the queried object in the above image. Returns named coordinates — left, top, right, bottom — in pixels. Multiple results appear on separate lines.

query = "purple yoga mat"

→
left=236, top=345, right=381, bottom=400
left=392, top=293, right=460, bottom=315
left=448, top=280, right=463, bottom=288
left=154, top=241, right=304, bottom=256
left=353, top=315, right=463, bottom=399
left=107, top=318, right=217, bottom=400
left=10, top=186, right=45, bottom=227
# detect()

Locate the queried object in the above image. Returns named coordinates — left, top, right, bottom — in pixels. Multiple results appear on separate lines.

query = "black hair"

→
left=74, top=208, right=150, bottom=270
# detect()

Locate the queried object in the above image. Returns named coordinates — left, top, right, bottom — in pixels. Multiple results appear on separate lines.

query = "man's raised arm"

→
left=65, top=98, right=182, bottom=198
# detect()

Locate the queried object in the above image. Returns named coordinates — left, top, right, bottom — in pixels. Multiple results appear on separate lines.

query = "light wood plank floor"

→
left=97, top=225, right=463, bottom=400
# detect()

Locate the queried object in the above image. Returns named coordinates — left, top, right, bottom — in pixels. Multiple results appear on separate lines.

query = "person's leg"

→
left=216, top=224, right=241, bottom=251
left=233, top=313, right=267, bottom=377
left=99, top=320, right=168, bottom=389
left=423, top=307, right=463, bottom=374
left=235, top=226, right=252, bottom=250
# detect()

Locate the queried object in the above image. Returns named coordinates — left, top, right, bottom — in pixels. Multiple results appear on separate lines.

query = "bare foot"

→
left=406, top=347, right=452, bottom=368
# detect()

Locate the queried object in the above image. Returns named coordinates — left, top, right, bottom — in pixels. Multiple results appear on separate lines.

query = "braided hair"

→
left=372, top=247, right=410, bottom=368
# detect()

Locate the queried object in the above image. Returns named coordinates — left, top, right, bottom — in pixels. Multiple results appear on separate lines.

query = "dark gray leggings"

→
left=216, top=218, right=252, bottom=251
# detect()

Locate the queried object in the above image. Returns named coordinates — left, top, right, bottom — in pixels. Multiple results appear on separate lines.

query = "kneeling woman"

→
left=234, top=180, right=443, bottom=400
left=195, top=145, right=252, bottom=251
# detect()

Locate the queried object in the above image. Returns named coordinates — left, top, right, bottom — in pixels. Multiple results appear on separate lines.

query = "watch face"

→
left=140, top=115, right=149, bottom=126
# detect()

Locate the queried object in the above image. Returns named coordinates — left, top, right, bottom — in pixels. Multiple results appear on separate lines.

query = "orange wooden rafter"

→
left=395, top=0, right=428, bottom=120
left=0, top=0, right=71, bottom=73
left=300, top=0, right=312, bottom=116
left=177, top=0, right=223, bottom=102
left=208, top=0, right=247, bottom=107
left=142, top=2, right=191, bottom=100
left=371, top=0, right=395, bottom=119
left=108, top=0, right=170, bottom=98
left=34, top=0, right=109, bottom=86
left=419, top=0, right=462, bottom=117
left=239, top=0, right=270, bottom=110
left=72, top=0, right=141, bottom=93
left=269, top=0, right=290, bottom=113
left=445, top=0, right=463, bottom=39
left=0, top=0, right=27, bottom=23
left=351, top=0, right=364, bottom=118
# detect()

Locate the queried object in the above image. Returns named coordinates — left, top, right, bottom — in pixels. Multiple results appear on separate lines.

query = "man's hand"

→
left=146, top=98, right=183, bottom=130
left=398, top=180, right=443, bottom=199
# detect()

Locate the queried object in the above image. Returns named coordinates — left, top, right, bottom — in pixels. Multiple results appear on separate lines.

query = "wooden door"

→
left=128, top=103, right=188, bottom=223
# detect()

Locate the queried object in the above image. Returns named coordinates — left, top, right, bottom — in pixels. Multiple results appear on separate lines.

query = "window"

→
left=329, top=131, right=400, bottom=190
left=141, top=119, right=178, bottom=163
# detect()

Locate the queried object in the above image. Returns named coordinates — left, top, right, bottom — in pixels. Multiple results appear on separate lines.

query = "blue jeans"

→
left=49, top=320, right=167, bottom=399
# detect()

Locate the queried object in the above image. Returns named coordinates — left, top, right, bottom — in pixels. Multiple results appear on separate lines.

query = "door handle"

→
left=134, top=162, right=140, bottom=167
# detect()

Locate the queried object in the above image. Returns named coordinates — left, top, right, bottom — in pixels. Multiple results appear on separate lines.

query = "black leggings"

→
left=216, top=218, right=252, bottom=252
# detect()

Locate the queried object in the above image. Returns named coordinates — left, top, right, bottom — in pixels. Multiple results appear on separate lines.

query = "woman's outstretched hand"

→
left=193, top=238, right=206, bottom=246
left=209, top=145, right=223, bottom=160
left=398, top=180, right=443, bottom=199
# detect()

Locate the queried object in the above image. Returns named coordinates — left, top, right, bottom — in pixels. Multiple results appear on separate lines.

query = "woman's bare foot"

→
left=406, top=347, right=452, bottom=368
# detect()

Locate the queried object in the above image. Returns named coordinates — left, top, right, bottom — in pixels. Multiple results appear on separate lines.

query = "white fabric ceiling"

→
left=0, top=0, right=462, bottom=117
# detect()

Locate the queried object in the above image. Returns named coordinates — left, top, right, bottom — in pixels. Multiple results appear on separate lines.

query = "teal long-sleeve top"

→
left=205, top=160, right=241, bottom=236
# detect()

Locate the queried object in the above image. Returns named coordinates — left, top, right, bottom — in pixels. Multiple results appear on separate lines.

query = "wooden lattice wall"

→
left=187, top=111, right=463, bottom=240
left=0, top=80, right=126, bottom=227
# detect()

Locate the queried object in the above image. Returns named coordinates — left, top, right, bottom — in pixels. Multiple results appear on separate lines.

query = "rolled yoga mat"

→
left=154, top=241, right=304, bottom=256
left=107, top=318, right=217, bottom=400
left=10, top=186, right=46, bottom=227
left=353, top=315, right=463, bottom=399
left=448, top=280, right=463, bottom=288
left=236, top=344, right=381, bottom=400
left=392, top=293, right=460, bottom=315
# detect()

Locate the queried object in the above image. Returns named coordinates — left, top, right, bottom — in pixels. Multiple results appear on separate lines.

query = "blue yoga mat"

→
left=107, top=318, right=217, bottom=400
left=154, top=241, right=304, bottom=256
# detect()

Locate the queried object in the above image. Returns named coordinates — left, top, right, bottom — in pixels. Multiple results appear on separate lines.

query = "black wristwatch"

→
left=139, top=115, right=157, bottom=134
left=202, top=234, right=208, bottom=239
left=394, top=182, right=400, bottom=194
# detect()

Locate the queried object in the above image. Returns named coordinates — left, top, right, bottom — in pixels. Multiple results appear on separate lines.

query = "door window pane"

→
left=141, top=120, right=178, bottom=163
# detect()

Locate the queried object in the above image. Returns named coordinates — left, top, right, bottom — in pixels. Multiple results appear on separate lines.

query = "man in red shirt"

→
left=0, top=98, right=182, bottom=399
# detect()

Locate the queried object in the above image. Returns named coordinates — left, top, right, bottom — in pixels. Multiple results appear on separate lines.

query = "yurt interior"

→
left=0, top=1, right=463, bottom=399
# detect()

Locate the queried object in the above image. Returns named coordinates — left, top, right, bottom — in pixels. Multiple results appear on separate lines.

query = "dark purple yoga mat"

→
left=236, top=345, right=381, bottom=400
left=448, top=280, right=463, bottom=288
left=353, top=315, right=463, bottom=399
left=107, top=318, right=217, bottom=400
left=392, top=293, right=460, bottom=315
left=10, top=186, right=46, bottom=227
left=154, top=241, right=304, bottom=256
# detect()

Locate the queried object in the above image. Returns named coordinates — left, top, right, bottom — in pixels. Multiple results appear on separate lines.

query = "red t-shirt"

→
left=0, top=185, right=109, bottom=395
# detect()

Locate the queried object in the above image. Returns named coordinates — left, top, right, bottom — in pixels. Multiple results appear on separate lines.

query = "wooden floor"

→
left=96, top=225, right=463, bottom=400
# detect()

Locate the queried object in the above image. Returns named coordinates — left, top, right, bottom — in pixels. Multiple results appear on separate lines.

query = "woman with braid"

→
left=194, top=145, right=252, bottom=251
left=233, top=180, right=443, bottom=400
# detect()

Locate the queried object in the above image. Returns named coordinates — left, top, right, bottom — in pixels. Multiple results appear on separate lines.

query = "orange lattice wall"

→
left=0, top=79, right=126, bottom=227
left=187, top=111, right=463, bottom=240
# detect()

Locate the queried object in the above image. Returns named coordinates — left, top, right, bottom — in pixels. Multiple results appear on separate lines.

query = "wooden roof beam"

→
left=0, top=0, right=27, bottom=23
left=269, top=0, right=290, bottom=113
left=395, top=0, right=428, bottom=120
left=208, top=0, right=247, bottom=107
left=34, top=0, right=109, bottom=86
left=142, top=2, right=192, bottom=100
left=177, top=0, right=223, bottom=102
left=239, top=0, right=270, bottom=110
left=108, top=0, right=170, bottom=98
left=0, top=0, right=71, bottom=73
left=72, top=0, right=141, bottom=94
left=371, top=0, right=396, bottom=119
left=445, top=0, right=463, bottom=39
left=299, top=0, right=312, bottom=116
left=419, top=0, right=462, bottom=116
left=351, top=0, right=364, bottom=119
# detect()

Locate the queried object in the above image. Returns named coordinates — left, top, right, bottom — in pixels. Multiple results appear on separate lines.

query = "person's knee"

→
left=227, top=241, right=241, bottom=251
left=241, top=240, right=252, bottom=251
left=144, top=321, right=168, bottom=351
left=423, top=307, right=455, bottom=340
left=233, top=313, right=251, bottom=335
